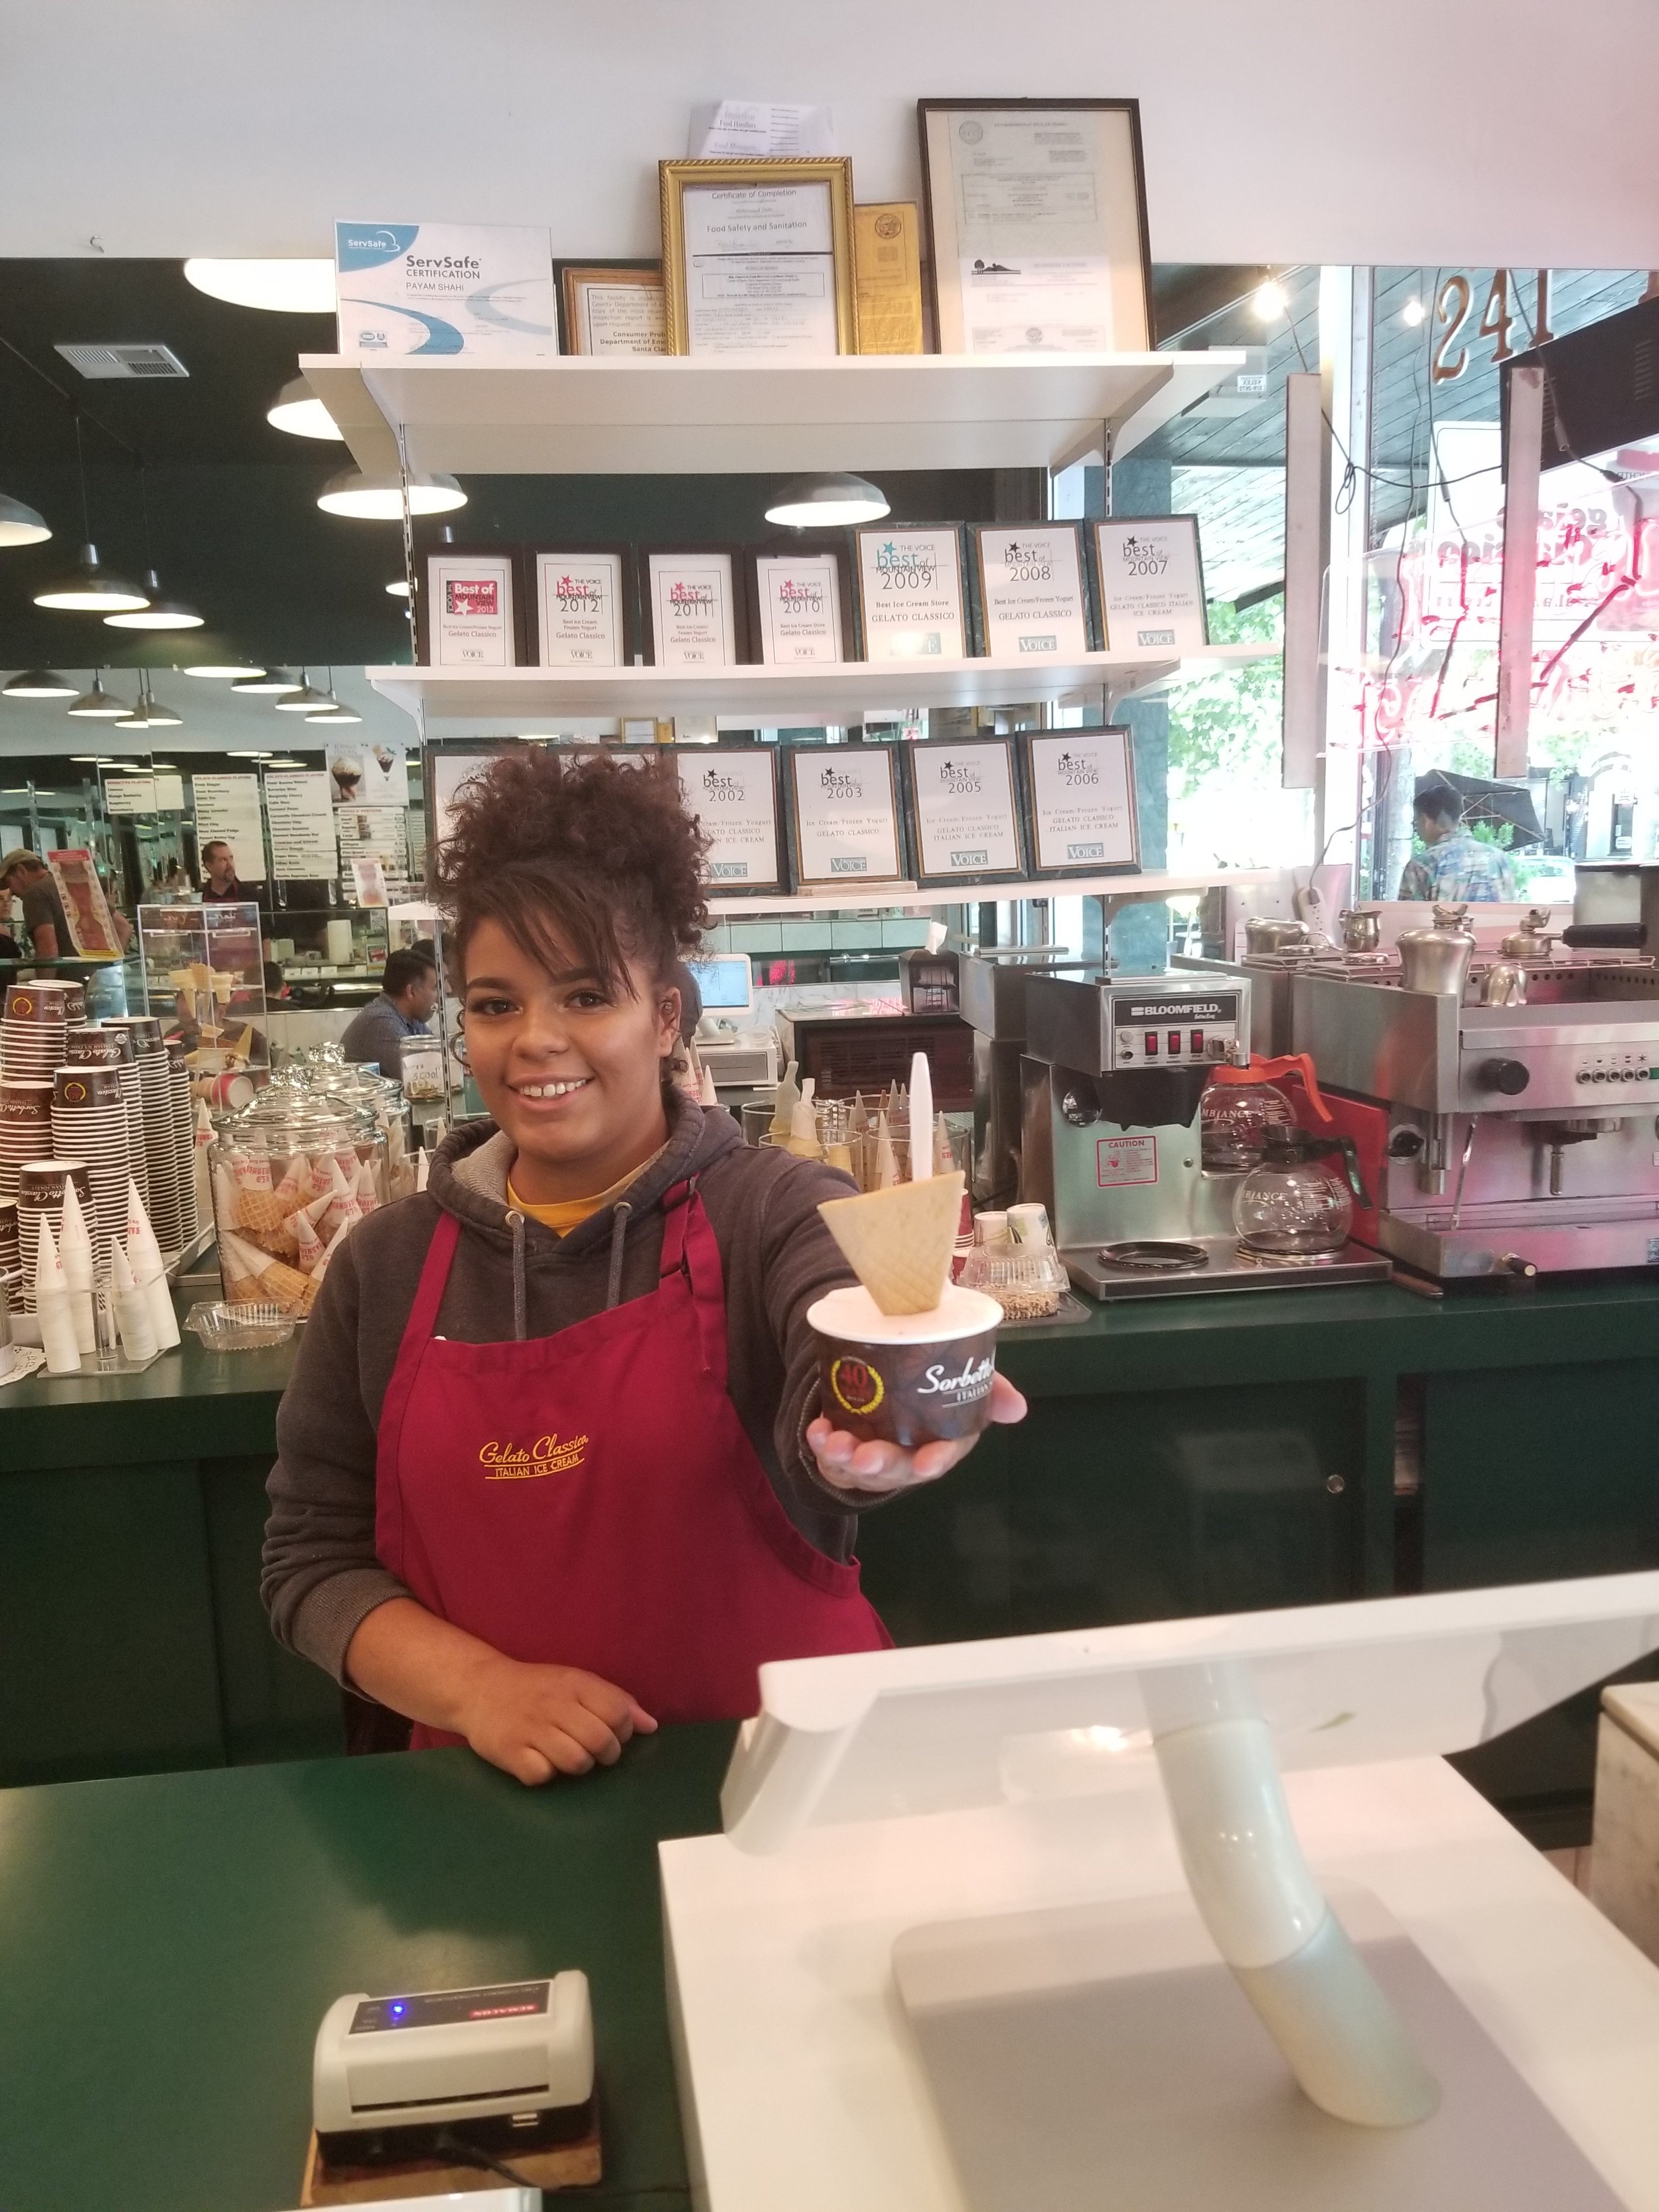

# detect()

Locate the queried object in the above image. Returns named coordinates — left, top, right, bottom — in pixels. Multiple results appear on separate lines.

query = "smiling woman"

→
left=261, top=747, right=1024, bottom=1785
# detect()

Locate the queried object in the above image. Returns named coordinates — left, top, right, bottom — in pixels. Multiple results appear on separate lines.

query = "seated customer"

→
left=338, top=944, right=439, bottom=1078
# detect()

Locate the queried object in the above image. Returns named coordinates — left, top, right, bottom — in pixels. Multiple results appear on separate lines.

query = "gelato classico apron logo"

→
left=479, top=1432, right=590, bottom=1479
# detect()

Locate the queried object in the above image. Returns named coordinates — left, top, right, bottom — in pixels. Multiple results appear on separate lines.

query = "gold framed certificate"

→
left=788, top=745, right=904, bottom=891
left=852, top=524, right=968, bottom=662
left=918, top=98, right=1152, bottom=354
left=556, top=263, right=667, bottom=356
left=971, top=522, right=1092, bottom=660
left=659, top=157, right=858, bottom=356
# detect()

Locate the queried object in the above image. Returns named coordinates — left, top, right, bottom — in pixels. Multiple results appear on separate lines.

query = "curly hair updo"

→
left=431, top=749, right=711, bottom=996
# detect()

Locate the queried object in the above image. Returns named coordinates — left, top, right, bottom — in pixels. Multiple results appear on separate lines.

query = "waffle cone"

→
left=238, top=1189, right=285, bottom=1232
left=817, top=1170, right=965, bottom=1316
left=247, top=1219, right=299, bottom=1260
left=225, top=1272, right=265, bottom=1305
left=258, top=1260, right=310, bottom=1311
left=298, top=1269, right=325, bottom=1316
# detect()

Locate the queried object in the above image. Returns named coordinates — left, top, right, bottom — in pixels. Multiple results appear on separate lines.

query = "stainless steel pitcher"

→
left=1398, top=904, right=1477, bottom=996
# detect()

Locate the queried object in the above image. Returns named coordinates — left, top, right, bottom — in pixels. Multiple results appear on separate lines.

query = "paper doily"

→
left=0, top=1346, right=47, bottom=1386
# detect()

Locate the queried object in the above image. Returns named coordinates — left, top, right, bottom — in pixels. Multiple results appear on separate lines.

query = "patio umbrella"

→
left=1416, top=771, right=1545, bottom=848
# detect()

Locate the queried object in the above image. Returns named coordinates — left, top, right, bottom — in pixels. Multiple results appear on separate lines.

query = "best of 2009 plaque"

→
left=1022, top=727, right=1139, bottom=877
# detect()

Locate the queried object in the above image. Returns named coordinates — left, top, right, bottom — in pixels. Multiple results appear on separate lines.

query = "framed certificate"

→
left=852, top=524, right=968, bottom=663
left=555, top=261, right=668, bottom=356
left=418, top=544, right=524, bottom=668
left=904, top=736, right=1026, bottom=887
left=659, top=157, right=857, bottom=356
left=971, top=522, right=1092, bottom=661
left=1021, top=726, right=1139, bottom=877
left=676, top=747, right=784, bottom=896
left=918, top=99, right=1152, bottom=355
left=746, top=540, right=851, bottom=665
left=788, top=745, right=905, bottom=891
left=642, top=547, right=745, bottom=668
left=528, top=545, right=635, bottom=667
left=1091, top=515, right=1210, bottom=653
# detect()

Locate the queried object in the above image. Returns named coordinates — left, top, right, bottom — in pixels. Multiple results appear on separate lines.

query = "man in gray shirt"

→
left=338, top=944, right=439, bottom=1079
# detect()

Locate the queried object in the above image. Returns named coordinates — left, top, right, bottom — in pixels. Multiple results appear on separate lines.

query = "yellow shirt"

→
left=506, top=1149, right=664, bottom=1238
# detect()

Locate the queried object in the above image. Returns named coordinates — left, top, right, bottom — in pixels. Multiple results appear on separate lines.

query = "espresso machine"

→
left=1020, top=971, right=1389, bottom=1299
left=959, top=949, right=1089, bottom=1207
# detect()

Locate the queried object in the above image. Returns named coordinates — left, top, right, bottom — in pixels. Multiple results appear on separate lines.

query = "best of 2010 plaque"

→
left=1023, top=727, right=1139, bottom=876
left=906, top=737, right=1024, bottom=885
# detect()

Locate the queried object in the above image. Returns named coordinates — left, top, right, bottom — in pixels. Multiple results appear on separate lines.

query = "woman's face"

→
left=461, top=916, right=680, bottom=1192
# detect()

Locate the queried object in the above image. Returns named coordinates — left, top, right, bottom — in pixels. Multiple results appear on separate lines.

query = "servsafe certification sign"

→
left=910, top=741, right=1021, bottom=881
left=791, top=748, right=903, bottom=887
left=974, top=524, right=1090, bottom=660
left=1026, top=728, right=1137, bottom=873
left=676, top=752, right=782, bottom=889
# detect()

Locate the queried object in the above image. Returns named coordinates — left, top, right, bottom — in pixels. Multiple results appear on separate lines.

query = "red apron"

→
left=374, top=1179, right=889, bottom=1741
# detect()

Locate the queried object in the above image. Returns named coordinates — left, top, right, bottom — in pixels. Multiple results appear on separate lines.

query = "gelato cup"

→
left=808, top=1282, right=1002, bottom=1449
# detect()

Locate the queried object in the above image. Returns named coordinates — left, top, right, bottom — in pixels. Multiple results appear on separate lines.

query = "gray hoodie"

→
left=262, top=1087, right=872, bottom=1684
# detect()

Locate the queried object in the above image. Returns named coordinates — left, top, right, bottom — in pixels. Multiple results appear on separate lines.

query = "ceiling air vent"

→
left=53, top=342, right=189, bottom=380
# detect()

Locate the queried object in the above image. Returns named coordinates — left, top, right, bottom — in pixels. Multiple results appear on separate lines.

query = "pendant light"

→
left=385, top=579, right=411, bottom=597
left=184, top=653, right=267, bottom=679
left=305, top=672, right=361, bottom=723
left=0, top=491, right=52, bottom=548
left=115, top=674, right=182, bottom=729
left=266, top=376, right=344, bottom=441
left=32, top=419, right=149, bottom=610
left=274, top=668, right=335, bottom=713
left=104, top=568, right=204, bottom=630
left=66, top=674, right=134, bottom=719
left=184, top=259, right=336, bottom=315
left=764, top=473, right=889, bottom=528
left=317, top=467, right=467, bottom=520
left=232, top=668, right=301, bottom=696
left=3, top=670, right=77, bottom=700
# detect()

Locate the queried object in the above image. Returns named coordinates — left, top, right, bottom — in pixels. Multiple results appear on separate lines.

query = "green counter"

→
left=0, top=1730, right=732, bottom=2212
left=5, top=1276, right=1659, bottom=1820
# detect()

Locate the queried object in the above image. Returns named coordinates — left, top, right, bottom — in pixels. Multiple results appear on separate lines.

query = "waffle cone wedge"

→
left=258, top=1259, right=310, bottom=1312
left=818, top=1169, right=964, bottom=1317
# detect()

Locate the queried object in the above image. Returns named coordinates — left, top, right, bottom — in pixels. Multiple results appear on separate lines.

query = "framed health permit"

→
left=676, top=746, right=784, bottom=897
left=970, top=521, right=1093, bottom=661
left=788, top=744, right=905, bottom=892
left=555, top=261, right=668, bottom=356
left=918, top=98, right=1152, bottom=355
left=1091, top=514, right=1209, bottom=654
left=660, top=156, right=858, bottom=356
left=417, top=544, right=525, bottom=668
left=1020, top=725, right=1140, bottom=878
left=852, top=524, right=969, bottom=664
left=528, top=545, right=636, bottom=668
left=904, top=735, right=1027, bottom=889
left=642, top=546, right=747, bottom=668
left=745, top=540, right=851, bottom=665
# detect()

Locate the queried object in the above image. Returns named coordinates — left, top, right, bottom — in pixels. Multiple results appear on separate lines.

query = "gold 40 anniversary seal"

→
left=830, top=1356, right=885, bottom=1417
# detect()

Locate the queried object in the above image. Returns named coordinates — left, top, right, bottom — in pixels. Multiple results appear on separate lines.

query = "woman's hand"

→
left=807, top=1370, right=1027, bottom=1496
left=455, top=1655, right=658, bottom=1785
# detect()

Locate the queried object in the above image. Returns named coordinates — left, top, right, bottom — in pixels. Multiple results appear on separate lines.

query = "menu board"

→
left=645, top=549, right=741, bottom=668
left=191, top=773, right=268, bottom=883
left=1023, top=727, right=1139, bottom=876
left=750, top=550, right=845, bottom=664
left=1092, top=516, right=1208, bottom=653
left=906, top=737, right=1024, bottom=884
left=676, top=749, right=782, bottom=892
left=973, top=523, right=1091, bottom=660
left=534, top=548, right=627, bottom=667
left=263, top=771, right=338, bottom=880
left=853, top=526, right=967, bottom=662
left=789, top=746, right=904, bottom=889
left=425, top=548, right=518, bottom=667
left=336, top=804, right=409, bottom=879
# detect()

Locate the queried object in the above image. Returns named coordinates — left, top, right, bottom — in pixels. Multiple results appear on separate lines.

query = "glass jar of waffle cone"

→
left=208, top=1100, right=390, bottom=1319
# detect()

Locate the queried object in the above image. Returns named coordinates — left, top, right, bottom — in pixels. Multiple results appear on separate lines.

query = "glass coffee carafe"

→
left=1234, top=1128, right=1371, bottom=1264
left=1201, top=1052, right=1332, bottom=1171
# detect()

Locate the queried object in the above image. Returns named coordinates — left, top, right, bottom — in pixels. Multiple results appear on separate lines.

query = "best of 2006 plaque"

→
left=1022, top=726, right=1139, bottom=877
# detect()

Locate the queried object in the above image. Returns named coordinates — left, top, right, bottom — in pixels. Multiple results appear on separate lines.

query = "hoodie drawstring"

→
left=606, top=1201, right=632, bottom=1311
left=506, top=1210, right=527, bottom=1342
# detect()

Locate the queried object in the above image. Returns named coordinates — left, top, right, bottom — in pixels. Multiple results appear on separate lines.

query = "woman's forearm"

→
left=345, top=1595, right=509, bottom=1732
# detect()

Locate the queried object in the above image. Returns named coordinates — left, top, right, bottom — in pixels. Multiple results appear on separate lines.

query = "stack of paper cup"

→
left=0, top=980, right=73, bottom=1078
left=16, top=1157, right=93, bottom=1316
left=0, top=1077, right=54, bottom=1197
left=0, top=1195, right=19, bottom=1280
left=49, top=1065, right=132, bottom=1275
left=64, top=1025, right=146, bottom=1211
left=166, top=1037, right=199, bottom=1245
left=102, top=1016, right=171, bottom=1230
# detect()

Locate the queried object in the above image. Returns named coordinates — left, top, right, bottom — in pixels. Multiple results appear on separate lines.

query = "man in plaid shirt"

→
left=1398, top=781, right=1516, bottom=902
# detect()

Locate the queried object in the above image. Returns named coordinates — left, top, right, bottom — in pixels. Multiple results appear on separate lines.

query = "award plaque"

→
left=853, top=524, right=968, bottom=663
left=788, top=745, right=905, bottom=890
left=529, top=546, right=634, bottom=667
left=971, top=522, right=1092, bottom=660
left=676, top=747, right=784, bottom=895
left=746, top=541, right=850, bottom=664
left=1092, top=515, right=1209, bottom=653
left=904, top=736, right=1026, bottom=887
left=555, top=262, right=668, bottom=355
left=1021, top=726, right=1139, bottom=877
left=419, top=544, right=523, bottom=668
left=660, top=157, right=858, bottom=356
left=642, top=547, right=745, bottom=668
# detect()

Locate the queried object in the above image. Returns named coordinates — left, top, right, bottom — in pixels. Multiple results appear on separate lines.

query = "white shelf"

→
left=298, top=350, right=1246, bottom=478
left=369, top=644, right=1273, bottom=726
left=705, top=869, right=1275, bottom=918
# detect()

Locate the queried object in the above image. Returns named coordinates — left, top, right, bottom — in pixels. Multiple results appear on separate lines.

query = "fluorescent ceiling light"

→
left=104, top=568, right=205, bottom=630
left=764, top=473, right=889, bottom=528
left=267, top=376, right=344, bottom=441
left=33, top=543, right=150, bottom=612
left=66, top=675, right=133, bottom=719
left=232, top=668, right=301, bottom=696
left=3, top=670, right=77, bottom=699
left=183, top=258, right=336, bottom=315
left=317, top=468, right=467, bottom=520
left=0, top=491, right=51, bottom=548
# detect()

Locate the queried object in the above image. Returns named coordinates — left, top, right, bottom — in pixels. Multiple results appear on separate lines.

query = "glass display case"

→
left=136, top=901, right=269, bottom=1098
